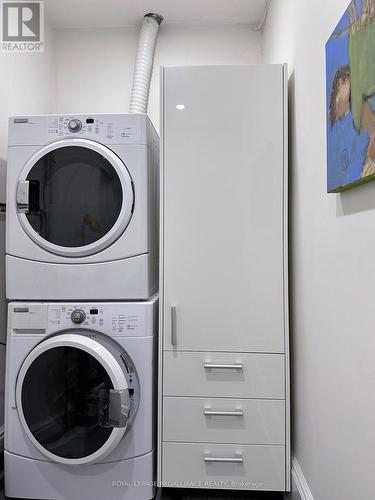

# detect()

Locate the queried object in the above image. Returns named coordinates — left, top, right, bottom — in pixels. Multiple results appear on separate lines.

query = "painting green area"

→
left=349, top=17, right=375, bottom=131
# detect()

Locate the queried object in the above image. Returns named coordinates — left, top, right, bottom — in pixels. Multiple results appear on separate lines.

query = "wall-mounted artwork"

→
left=326, top=0, right=375, bottom=192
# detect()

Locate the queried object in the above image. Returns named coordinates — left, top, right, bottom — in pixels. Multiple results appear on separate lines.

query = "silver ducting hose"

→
left=129, top=13, right=163, bottom=114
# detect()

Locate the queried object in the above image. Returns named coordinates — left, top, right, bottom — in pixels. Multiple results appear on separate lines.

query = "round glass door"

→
left=17, top=139, right=134, bottom=257
left=16, top=334, right=130, bottom=465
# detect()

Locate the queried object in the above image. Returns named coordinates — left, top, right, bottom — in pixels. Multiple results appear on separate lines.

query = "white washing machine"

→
left=4, top=298, right=158, bottom=500
left=6, top=113, right=159, bottom=300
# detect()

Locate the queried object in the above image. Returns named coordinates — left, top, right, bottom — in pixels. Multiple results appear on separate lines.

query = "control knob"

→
left=68, top=119, right=82, bottom=133
left=71, top=309, right=86, bottom=324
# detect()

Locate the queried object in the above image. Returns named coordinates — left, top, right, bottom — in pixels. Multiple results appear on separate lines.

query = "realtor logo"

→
left=1, top=1, right=44, bottom=52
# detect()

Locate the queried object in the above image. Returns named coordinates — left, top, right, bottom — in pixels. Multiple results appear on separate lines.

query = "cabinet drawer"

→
left=163, top=351, right=285, bottom=399
left=162, top=442, right=285, bottom=491
left=163, top=397, right=285, bottom=445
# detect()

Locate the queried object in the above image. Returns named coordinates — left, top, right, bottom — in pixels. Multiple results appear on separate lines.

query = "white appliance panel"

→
left=162, top=65, right=285, bottom=353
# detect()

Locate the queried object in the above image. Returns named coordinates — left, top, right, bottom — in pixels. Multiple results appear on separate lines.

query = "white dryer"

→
left=5, top=298, right=157, bottom=500
left=6, top=113, right=159, bottom=300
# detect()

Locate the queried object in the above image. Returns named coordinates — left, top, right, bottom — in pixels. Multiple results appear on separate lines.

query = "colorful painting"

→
left=326, top=0, right=375, bottom=192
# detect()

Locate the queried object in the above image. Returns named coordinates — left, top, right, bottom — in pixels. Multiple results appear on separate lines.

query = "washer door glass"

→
left=21, top=346, right=115, bottom=460
left=26, top=146, right=123, bottom=247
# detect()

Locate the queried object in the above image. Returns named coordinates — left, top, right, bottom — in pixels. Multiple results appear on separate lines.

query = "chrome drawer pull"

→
left=204, top=363, right=243, bottom=370
left=204, top=409, right=244, bottom=417
left=204, top=456, right=244, bottom=464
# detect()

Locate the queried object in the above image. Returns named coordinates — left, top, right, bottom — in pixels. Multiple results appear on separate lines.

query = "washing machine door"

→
left=16, top=139, right=134, bottom=257
left=16, top=333, right=131, bottom=465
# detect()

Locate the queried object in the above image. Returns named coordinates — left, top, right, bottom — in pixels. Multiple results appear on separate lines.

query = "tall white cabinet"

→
left=158, top=64, right=289, bottom=492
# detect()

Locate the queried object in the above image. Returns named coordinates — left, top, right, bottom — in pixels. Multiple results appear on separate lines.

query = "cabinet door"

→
left=162, top=65, right=286, bottom=353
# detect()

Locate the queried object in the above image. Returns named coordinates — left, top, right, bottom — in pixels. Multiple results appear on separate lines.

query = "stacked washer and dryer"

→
left=4, top=113, right=160, bottom=500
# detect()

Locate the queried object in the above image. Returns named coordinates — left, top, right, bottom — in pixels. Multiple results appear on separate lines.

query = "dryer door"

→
left=16, top=139, right=134, bottom=257
left=16, top=334, right=131, bottom=465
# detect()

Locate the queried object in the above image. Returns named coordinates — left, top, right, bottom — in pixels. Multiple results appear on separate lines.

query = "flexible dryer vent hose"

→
left=129, top=13, right=163, bottom=114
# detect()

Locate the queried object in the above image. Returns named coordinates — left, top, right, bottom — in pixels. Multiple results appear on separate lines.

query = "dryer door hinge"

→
left=16, top=181, right=29, bottom=213
left=107, top=388, right=130, bottom=428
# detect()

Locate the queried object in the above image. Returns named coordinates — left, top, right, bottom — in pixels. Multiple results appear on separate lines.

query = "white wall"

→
left=0, top=21, right=56, bottom=202
left=0, top=22, right=56, bottom=426
left=55, top=24, right=262, bottom=130
left=263, top=2, right=375, bottom=499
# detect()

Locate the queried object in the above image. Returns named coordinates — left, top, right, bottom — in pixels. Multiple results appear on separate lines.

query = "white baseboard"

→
left=284, top=457, right=314, bottom=500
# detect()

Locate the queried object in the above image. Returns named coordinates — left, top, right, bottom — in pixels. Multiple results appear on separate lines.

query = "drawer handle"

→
left=171, top=305, right=177, bottom=347
left=204, top=363, right=243, bottom=370
left=204, top=409, right=244, bottom=417
left=204, top=456, right=244, bottom=464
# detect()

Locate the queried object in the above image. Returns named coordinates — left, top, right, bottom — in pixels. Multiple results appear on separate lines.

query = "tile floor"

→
left=161, top=489, right=283, bottom=499
left=1, top=489, right=284, bottom=499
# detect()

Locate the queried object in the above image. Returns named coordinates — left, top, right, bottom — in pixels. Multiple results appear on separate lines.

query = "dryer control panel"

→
left=8, top=113, right=152, bottom=146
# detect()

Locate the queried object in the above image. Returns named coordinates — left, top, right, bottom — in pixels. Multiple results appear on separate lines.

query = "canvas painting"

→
left=326, top=0, right=375, bottom=192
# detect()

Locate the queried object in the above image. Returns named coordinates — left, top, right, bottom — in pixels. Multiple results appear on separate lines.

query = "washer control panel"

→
left=9, top=301, right=157, bottom=338
left=47, top=304, right=146, bottom=336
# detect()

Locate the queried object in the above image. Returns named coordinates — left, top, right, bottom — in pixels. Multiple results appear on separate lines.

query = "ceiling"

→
left=44, top=0, right=269, bottom=29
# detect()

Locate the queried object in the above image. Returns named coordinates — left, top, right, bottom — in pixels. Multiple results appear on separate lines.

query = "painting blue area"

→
left=325, top=0, right=371, bottom=192
left=354, top=0, right=364, bottom=17
left=326, top=10, right=350, bottom=100
left=327, top=111, right=369, bottom=191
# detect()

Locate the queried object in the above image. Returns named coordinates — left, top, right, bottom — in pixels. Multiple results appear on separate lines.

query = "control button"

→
left=71, top=309, right=86, bottom=324
left=68, top=119, right=82, bottom=133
